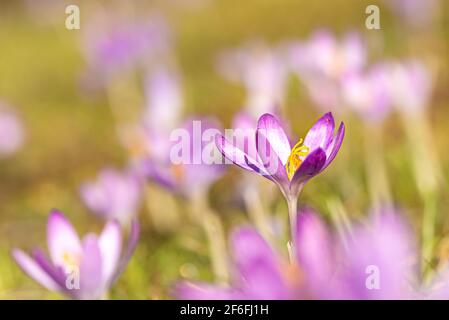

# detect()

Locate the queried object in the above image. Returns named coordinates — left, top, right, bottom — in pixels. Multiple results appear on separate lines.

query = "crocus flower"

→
left=387, top=60, right=433, bottom=115
left=295, top=208, right=449, bottom=300
left=0, top=106, right=25, bottom=157
left=143, top=117, right=226, bottom=198
left=216, top=112, right=344, bottom=238
left=177, top=208, right=437, bottom=300
left=82, top=12, right=171, bottom=83
left=217, top=43, right=287, bottom=118
left=384, top=0, right=440, bottom=28
left=143, top=67, right=183, bottom=135
left=288, top=30, right=365, bottom=111
left=80, top=168, right=142, bottom=225
left=341, top=64, right=392, bottom=122
left=289, top=30, right=365, bottom=81
left=175, top=226, right=301, bottom=299
left=12, top=210, right=140, bottom=300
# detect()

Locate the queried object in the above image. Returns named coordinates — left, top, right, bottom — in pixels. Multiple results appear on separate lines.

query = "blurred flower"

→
left=143, top=67, right=183, bottom=134
left=217, top=42, right=287, bottom=118
left=143, top=117, right=226, bottom=198
left=388, top=60, right=433, bottom=115
left=175, top=226, right=300, bottom=299
left=296, top=208, right=419, bottom=299
left=82, top=12, right=171, bottom=83
left=342, top=63, right=392, bottom=123
left=216, top=112, right=344, bottom=201
left=288, top=30, right=366, bottom=111
left=12, top=210, right=140, bottom=300
left=384, top=0, right=440, bottom=29
left=80, top=168, right=143, bottom=225
left=0, top=106, right=25, bottom=157
left=177, top=208, right=444, bottom=300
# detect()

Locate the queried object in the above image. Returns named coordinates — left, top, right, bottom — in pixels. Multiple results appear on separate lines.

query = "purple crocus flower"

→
left=217, top=112, right=344, bottom=200
left=297, top=208, right=423, bottom=299
left=80, top=168, right=142, bottom=225
left=384, top=0, right=440, bottom=28
left=388, top=60, right=433, bottom=115
left=341, top=63, right=392, bottom=122
left=175, top=226, right=300, bottom=300
left=288, top=30, right=366, bottom=111
left=82, top=12, right=171, bottom=83
left=12, top=210, right=139, bottom=299
left=176, top=208, right=431, bottom=300
left=217, top=43, right=287, bottom=118
left=143, top=117, right=226, bottom=198
left=0, top=106, right=25, bottom=157
left=290, top=30, right=365, bottom=81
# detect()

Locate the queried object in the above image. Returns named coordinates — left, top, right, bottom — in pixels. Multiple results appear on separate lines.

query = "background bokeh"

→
left=0, top=0, right=448, bottom=299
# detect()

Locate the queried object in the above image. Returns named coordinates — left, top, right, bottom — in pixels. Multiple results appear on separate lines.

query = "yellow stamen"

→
left=62, top=252, right=80, bottom=267
left=285, top=138, right=309, bottom=180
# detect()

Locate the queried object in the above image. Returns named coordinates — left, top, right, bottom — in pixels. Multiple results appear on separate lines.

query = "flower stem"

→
left=286, top=195, right=298, bottom=262
left=243, top=184, right=274, bottom=245
left=363, top=123, right=392, bottom=212
left=191, top=192, right=229, bottom=284
left=401, top=113, right=442, bottom=272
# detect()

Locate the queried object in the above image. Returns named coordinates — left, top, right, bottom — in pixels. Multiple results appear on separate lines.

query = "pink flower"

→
left=12, top=210, right=139, bottom=299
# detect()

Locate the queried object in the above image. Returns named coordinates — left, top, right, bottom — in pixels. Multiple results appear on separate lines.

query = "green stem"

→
left=286, top=195, right=298, bottom=262
left=191, top=192, right=229, bottom=284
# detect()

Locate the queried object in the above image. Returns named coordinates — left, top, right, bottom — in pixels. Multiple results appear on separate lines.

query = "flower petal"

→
left=174, top=281, right=236, bottom=300
left=99, top=221, right=122, bottom=285
left=47, top=210, right=82, bottom=267
left=111, top=219, right=140, bottom=284
left=295, top=209, right=334, bottom=298
left=323, top=122, right=345, bottom=169
left=12, top=249, right=61, bottom=292
left=303, top=112, right=335, bottom=152
left=215, top=134, right=270, bottom=176
left=231, top=227, right=287, bottom=299
left=79, top=234, right=103, bottom=299
left=291, top=148, right=327, bottom=186
left=256, top=113, right=291, bottom=165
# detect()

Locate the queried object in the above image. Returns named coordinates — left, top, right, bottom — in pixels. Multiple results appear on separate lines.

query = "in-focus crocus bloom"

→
left=0, top=106, right=25, bottom=157
left=216, top=112, right=344, bottom=237
left=80, top=168, right=142, bottom=225
left=12, top=210, right=139, bottom=299
left=175, top=226, right=301, bottom=299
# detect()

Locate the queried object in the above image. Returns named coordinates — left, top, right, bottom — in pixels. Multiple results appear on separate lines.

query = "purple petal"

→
left=337, top=210, right=416, bottom=299
left=256, top=113, right=291, bottom=165
left=231, top=227, right=288, bottom=299
left=111, top=219, right=140, bottom=284
left=323, top=122, right=345, bottom=169
left=215, top=134, right=269, bottom=177
left=98, top=221, right=122, bottom=285
left=295, top=209, right=335, bottom=298
left=174, top=281, right=236, bottom=300
left=303, top=112, right=335, bottom=152
left=47, top=210, right=82, bottom=267
left=79, top=235, right=103, bottom=299
left=12, top=249, right=61, bottom=292
left=290, top=148, right=327, bottom=187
